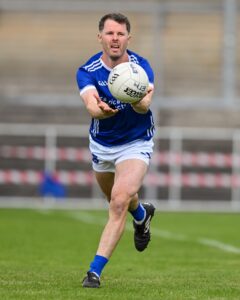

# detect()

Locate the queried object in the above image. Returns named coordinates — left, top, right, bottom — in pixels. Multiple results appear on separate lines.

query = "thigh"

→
left=94, top=171, right=115, bottom=202
left=113, top=159, right=148, bottom=198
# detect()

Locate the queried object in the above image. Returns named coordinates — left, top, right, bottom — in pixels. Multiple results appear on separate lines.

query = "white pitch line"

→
left=43, top=210, right=240, bottom=255
left=198, top=238, right=240, bottom=254
left=70, top=211, right=106, bottom=225
left=150, top=227, right=188, bottom=241
left=70, top=212, right=187, bottom=241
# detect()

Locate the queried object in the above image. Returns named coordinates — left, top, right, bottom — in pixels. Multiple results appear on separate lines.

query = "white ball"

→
left=108, top=62, right=149, bottom=104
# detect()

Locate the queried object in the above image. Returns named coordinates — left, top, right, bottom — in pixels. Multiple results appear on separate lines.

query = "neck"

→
left=101, top=52, right=129, bottom=68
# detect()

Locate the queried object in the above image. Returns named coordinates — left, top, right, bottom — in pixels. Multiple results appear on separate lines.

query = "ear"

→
left=98, top=33, right=102, bottom=44
left=127, top=34, right=131, bottom=43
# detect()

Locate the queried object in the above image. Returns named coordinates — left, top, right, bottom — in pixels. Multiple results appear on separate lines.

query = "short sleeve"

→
left=76, top=67, right=96, bottom=95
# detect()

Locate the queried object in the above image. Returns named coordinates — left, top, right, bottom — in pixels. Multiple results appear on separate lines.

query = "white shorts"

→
left=89, top=136, right=154, bottom=173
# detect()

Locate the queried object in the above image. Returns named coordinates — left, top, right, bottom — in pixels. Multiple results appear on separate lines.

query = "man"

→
left=76, top=13, right=155, bottom=288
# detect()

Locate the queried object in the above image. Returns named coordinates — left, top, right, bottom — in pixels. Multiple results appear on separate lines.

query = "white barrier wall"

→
left=1, top=123, right=240, bottom=211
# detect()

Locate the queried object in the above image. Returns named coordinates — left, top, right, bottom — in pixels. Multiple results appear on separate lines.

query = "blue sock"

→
left=130, top=203, right=146, bottom=222
left=89, top=255, right=109, bottom=277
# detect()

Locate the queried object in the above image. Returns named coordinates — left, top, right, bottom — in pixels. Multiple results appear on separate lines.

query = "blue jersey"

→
left=76, top=49, right=155, bottom=147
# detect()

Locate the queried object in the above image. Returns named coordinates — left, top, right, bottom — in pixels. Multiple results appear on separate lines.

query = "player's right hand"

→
left=80, top=89, right=118, bottom=119
left=96, top=96, right=118, bottom=118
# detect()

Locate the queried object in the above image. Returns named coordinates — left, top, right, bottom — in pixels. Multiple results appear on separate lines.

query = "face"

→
left=98, top=19, right=131, bottom=62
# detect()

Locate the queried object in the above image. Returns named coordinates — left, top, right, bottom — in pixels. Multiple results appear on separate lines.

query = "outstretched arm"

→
left=80, top=88, right=118, bottom=119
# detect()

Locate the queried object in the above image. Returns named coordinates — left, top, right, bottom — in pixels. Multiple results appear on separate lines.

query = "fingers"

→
left=94, top=94, right=102, bottom=104
left=147, top=86, right=154, bottom=94
left=98, top=102, right=111, bottom=112
left=97, top=98, right=118, bottom=115
left=103, top=106, right=118, bottom=114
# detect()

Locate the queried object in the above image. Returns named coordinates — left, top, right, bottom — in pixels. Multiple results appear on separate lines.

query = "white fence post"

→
left=45, top=126, right=57, bottom=174
left=168, top=129, right=182, bottom=208
left=223, top=0, right=237, bottom=106
left=231, top=130, right=240, bottom=209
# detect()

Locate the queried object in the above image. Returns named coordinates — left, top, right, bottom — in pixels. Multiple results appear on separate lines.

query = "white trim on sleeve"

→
left=80, top=85, right=97, bottom=96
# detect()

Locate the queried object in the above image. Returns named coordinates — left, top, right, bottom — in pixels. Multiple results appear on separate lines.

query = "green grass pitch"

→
left=0, top=208, right=240, bottom=299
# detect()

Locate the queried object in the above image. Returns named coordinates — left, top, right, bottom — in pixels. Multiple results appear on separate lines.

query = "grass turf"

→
left=0, top=208, right=240, bottom=299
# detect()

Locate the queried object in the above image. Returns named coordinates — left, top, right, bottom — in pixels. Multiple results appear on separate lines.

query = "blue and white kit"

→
left=76, top=49, right=155, bottom=171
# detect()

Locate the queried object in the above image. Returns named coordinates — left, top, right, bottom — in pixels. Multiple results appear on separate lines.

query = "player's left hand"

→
left=131, top=87, right=154, bottom=114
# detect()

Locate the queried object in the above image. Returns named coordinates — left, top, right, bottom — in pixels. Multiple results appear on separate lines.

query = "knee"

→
left=110, top=190, right=131, bottom=218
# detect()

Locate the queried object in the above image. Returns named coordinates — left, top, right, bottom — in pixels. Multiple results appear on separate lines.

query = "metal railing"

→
left=1, top=123, right=240, bottom=211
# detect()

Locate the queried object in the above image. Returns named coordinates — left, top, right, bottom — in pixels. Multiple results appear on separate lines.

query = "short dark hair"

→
left=98, top=13, right=131, bottom=33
